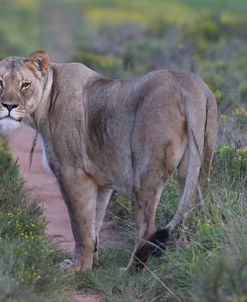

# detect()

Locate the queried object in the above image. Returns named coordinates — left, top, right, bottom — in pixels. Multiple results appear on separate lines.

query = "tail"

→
left=200, top=90, right=218, bottom=190
left=141, top=91, right=217, bottom=257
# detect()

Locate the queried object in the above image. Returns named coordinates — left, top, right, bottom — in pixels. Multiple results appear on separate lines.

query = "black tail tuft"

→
left=134, top=228, right=170, bottom=269
left=147, top=228, right=170, bottom=257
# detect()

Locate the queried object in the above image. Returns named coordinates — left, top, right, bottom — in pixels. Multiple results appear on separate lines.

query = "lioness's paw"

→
left=59, top=259, right=80, bottom=272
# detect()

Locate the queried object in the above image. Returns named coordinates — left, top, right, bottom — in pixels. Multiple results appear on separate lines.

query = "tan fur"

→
left=0, top=51, right=218, bottom=271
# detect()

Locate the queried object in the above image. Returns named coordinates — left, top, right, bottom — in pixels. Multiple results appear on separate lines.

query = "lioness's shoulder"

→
left=50, top=63, right=101, bottom=91
left=51, top=62, right=99, bottom=78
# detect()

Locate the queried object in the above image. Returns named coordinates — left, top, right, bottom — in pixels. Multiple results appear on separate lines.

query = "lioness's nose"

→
left=2, top=103, right=18, bottom=112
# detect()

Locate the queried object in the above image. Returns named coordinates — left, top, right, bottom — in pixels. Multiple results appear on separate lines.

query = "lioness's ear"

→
left=26, top=50, right=49, bottom=73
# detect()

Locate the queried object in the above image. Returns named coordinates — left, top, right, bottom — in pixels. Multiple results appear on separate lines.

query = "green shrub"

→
left=239, top=83, right=247, bottom=102
left=232, top=107, right=247, bottom=127
left=213, top=145, right=247, bottom=181
left=197, top=16, right=220, bottom=42
left=203, top=73, right=225, bottom=103
left=0, top=137, right=18, bottom=177
left=0, top=136, right=68, bottom=302
left=146, top=17, right=169, bottom=36
left=122, top=45, right=135, bottom=71
left=186, top=14, right=221, bottom=53
left=72, top=50, right=122, bottom=76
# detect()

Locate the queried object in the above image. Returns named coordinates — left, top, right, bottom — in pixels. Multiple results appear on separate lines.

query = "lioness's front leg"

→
left=56, top=166, right=97, bottom=271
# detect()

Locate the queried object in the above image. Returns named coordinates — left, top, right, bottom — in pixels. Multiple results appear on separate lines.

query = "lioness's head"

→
left=0, top=50, right=49, bottom=129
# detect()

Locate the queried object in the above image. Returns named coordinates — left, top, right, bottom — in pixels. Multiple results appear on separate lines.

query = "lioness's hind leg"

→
left=125, top=173, right=167, bottom=272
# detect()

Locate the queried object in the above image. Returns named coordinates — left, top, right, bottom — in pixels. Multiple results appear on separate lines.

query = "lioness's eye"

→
left=21, top=82, right=31, bottom=90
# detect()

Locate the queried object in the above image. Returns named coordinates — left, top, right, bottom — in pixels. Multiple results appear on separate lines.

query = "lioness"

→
left=0, top=51, right=217, bottom=271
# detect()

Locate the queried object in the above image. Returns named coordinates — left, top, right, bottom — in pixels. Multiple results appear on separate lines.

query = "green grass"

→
left=0, top=135, right=71, bottom=302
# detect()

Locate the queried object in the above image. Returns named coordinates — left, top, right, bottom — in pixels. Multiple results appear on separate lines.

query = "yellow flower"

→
left=237, top=146, right=247, bottom=153
left=214, top=90, right=222, bottom=99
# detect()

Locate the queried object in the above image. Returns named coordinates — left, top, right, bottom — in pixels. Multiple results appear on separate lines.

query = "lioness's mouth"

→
left=0, top=116, right=22, bottom=122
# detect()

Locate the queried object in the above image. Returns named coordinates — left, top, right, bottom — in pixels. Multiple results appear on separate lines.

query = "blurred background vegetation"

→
left=0, top=0, right=246, bottom=301
left=1, top=0, right=247, bottom=131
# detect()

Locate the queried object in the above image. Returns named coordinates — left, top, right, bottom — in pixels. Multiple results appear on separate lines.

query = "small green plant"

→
left=232, top=107, right=247, bottom=127
left=239, top=83, right=247, bottom=102
left=123, top=45, right=135, bottom=71
left=213, top=144, right=247, bottom=181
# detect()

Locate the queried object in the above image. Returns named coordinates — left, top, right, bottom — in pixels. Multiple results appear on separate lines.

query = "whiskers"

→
left=0, top=106, right=8, bottom=119
left=10, top=109, right=26, bottom=121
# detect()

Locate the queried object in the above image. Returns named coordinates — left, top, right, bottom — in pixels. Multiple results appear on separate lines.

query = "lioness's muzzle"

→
left=2, top=103, right=19, bottom=112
